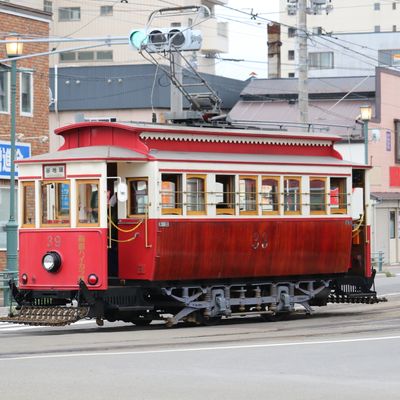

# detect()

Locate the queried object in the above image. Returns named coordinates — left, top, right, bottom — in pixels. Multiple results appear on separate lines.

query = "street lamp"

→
left=360, top=104, right=372, bottom=165
left=4, top=36, right=23, bottom=303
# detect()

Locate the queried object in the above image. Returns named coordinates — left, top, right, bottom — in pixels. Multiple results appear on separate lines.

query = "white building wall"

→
left=49, top=0, right=228, bottom=75
left=279, top=0, right=400, bottom=77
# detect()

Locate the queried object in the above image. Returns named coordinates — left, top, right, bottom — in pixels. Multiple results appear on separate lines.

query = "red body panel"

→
left=19, top=229, right=108, bottom=290
left=118, top=218, right=352, bottom=281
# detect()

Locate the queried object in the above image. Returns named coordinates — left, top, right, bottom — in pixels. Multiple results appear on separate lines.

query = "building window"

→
left=390, top=211, right=396, bottom=239
left=20, top=71, right=33, bottom=116
left=43, top=0, right=52, bottom=13
left=330, top=177, right=347, bottom=214
left=161, top=173, right=182, bottom=214
left=284, top=177, right=301, bottom=214
left=0, top=186, right=17, bottom=248
left=0, top=70, right=9, bottom=113
left=59, top=50, right=113, bottom=63
left=395, top=120, right=400, bottom=163
left=309, top=52, right=334, bottom=69
left=288, top=72, right=295, bottom=78
left=261, top=176, right=280, bottom=214
left=374, top=25, right=381, bottom=32
left=41, top=181, right=71, bottom=226
left=78, top=51, right=94, bottom=61
left=96, top=51, right=113, bottom=60
left=215, top=175, right=235, bottom=215
left=393, top=2, right=397, bottom=10
left=186, top=174, right=206, bottom=214
left=128, top=178, right=148, bottom=216
left=59, top=7, right=80, bottom=21
left=22, top=181, right=35, bottom=227
left=378, top=49, right=400, bottom=66
left=77, top=180, right=99, bottom=226
left=100, top=5, right=113, bottom=16
left=288, top=50, right=295, bottom=60
left=310, top=178, right=326, bottom=214
left=239, top=176, right=257, bottom=214
left=288, top=27, right=296, bottom=38
left=374, top=3, right=380, bottom=10
left=394, top=25, right=397, bottom=32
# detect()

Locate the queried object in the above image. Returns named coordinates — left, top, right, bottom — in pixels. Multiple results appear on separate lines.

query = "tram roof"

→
left=17, top=145, right=151, bottom=164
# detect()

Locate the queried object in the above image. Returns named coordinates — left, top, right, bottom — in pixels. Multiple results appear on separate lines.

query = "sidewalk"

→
left=375, top=263, right=400, bottom=277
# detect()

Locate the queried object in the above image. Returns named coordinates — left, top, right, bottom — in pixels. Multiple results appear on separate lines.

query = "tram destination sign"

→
left=0, top=140, right=31, bottom=179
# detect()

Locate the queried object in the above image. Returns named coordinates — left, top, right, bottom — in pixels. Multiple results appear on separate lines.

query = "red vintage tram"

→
left=2, top=120, right=378, bottom=326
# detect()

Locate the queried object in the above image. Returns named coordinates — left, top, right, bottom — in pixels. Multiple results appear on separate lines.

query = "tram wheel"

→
left=131, top=318, right=152, bottom=326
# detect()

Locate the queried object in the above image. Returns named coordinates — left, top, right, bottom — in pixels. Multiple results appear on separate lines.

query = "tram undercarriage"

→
left=2, top=273, right=380, bottom=327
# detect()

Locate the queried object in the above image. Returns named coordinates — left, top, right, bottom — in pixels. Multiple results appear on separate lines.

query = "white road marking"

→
left=0, top=319, right=95, bottom=331
left=1, top=335, right=400, bottom=362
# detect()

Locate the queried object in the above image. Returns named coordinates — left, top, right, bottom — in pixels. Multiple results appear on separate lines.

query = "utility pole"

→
left=297, top=0, right=308, bottom=124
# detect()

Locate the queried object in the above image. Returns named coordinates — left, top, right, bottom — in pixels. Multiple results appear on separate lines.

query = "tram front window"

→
left=41, top=181, right=70, bottom=226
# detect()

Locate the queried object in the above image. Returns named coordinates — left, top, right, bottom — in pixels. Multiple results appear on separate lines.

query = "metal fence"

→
left=371, top=251, right=385, bottom=272
left=0, top=271, right=18, bottom=308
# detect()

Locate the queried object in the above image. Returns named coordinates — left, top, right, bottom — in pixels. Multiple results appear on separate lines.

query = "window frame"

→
left=59, top=7, right=81, bottom=22
left=127, top=177, right=148, bottom=217
left=186, top=174, right=207, bottom=215
left=40, top=180, right=71, bottom=227
left=21, top=181, right=36, bottom=228
left=310, top=177, right=327, bottom=215
left=239, top=175, right=258, bottom=215
left=309, top=51, right=334, bottom=69
left=161, top=173, right=183, bottom=215
left=283, top=176, right=302, bottom=215
left=0, top=69, right=10, bottom=114
left=329, top=177, right=347, bottom=214
left=261, top=176, right=280, bottom=215
left=76, top=179, right=100, bottom=227
left=19, top=70, right=33, bottom=117
left=215, top=174, right=235, bottom=215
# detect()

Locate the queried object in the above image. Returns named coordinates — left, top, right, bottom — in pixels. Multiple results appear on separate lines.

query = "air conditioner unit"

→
left=85, top=117, right=117, bottom=122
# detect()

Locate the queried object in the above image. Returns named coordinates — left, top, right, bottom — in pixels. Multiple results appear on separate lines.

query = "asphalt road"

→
left=0, top=275, right=399, bottom=400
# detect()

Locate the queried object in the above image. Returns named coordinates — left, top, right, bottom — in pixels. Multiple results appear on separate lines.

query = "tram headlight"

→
left=42, top=251, right=62, bottom=273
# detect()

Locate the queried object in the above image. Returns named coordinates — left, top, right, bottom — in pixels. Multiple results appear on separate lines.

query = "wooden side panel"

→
left=154, top=218, right=352, bottom=280
left=118, top=218, right=352, bottom=281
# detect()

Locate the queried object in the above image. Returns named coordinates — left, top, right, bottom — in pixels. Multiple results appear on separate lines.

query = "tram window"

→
left=161, top=173, right=182, bottom=215
left=330, top=177, right=347, bottom=214
left=283, top=177, right=301, bottom=214
left=187, top=174, right=207, bottom=215
left=22, top=181, right=35, bottom=227
left=77, top=180, right=100, bottom=226
left=310, top=178, right=327, bottom=214
left=261, top=176, right=280, bottom=214
left=216, top=175, right=235, bottom=215
left=239, top=176, right=257, bottom=215
left=128, top=178, right=148, bottom=216
left=41, top=181, right=70, bottom=226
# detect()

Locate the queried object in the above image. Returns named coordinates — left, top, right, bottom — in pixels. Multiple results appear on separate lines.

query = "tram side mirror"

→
left=116, top=182, right=128, bottom=202
left=351, top=187, right=364, bottom=220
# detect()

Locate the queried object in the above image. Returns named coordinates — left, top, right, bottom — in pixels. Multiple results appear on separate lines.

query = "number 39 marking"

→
left=47, top=235, right=61, bottom=248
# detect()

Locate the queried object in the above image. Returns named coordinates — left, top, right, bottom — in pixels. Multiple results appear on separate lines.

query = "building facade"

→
left=278, top=0, right=400, bottom=78
left=44, top=0, right=228, bottom=75
left=0, top=1, right=50, bottom=270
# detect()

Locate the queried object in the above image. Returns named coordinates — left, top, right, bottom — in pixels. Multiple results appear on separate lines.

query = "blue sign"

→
left=0, top=140, right=31, bottom=179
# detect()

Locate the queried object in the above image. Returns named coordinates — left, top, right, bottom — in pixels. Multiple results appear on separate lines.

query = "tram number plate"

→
left=158, top=222, right=170, bottom=228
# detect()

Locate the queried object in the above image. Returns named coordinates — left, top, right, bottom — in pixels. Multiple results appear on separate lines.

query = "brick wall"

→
left=0, top=7, right=50, bottom=271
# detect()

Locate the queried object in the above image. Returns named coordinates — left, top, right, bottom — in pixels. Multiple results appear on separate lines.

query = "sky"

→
left=215, top=0, right=280, bottom=80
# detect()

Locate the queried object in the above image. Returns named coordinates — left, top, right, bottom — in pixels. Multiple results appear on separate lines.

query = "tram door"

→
left=107, top=163, right=118, bottom=277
